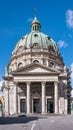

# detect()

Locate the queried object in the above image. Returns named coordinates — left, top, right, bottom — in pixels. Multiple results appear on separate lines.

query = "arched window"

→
left=32, top=43, right=40, bottom=49
left=35, top=25, right=36, bottom=30
left=33, top=60, right=39, bottom=63
left=18, top=63, right=23, bottom=68
left=33, top=43, right=38, bottom=46
left=49, top=62, right=54, bottom=67
left=33, top=26, right=35, bottom=30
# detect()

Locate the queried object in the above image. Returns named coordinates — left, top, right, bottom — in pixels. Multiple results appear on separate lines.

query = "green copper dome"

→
left=13, top=17, right=57, bottom=53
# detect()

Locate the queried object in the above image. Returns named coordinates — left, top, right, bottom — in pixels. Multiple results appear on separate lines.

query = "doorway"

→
left=47, top=99, right=54, bottom=113
left=20, top=99, right=26, bottom=113
left=33, top=99, right=40, bottom=113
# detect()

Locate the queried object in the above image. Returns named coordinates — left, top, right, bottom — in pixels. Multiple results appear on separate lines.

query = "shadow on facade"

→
left=0, top=116, right=38, bottom=125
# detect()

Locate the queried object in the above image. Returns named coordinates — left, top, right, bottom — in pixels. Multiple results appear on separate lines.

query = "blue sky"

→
left=0, top=0, right=73, bottom=93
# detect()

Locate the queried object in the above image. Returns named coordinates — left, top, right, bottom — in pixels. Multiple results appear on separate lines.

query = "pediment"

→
left=23, top=66, right=51, bottom=73
left=12, top=63, right=60, bottom=75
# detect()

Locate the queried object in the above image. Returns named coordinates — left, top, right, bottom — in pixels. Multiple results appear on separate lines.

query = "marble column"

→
left=13, top=82, right=18, bottom=114
left=41, top=53, right=43, bottom=64
left=15, top=82, right=18, bottom=114
left=41, top=81, right=46, bottom=113
left=47, top=60, right=49, bottom=67
left=26, top=82, right=31, bottom=114
left=54, top=81, right=58, bottom=114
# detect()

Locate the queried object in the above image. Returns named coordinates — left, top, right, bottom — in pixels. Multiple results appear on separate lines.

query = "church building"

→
left=2, top=17, right=71, bottom=116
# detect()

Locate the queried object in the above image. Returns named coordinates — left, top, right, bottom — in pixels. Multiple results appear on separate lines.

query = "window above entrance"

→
left=33, top=60, right=39, bottom=63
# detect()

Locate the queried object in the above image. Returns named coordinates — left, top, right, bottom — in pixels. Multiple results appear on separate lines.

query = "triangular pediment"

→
left=12, top=63, right=60, bottom=75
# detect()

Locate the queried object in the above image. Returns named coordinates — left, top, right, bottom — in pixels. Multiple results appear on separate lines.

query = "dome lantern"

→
left=31, top=17, right=41, bottom=32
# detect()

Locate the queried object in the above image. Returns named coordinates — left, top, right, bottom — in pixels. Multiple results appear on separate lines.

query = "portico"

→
left=13, top=63, right=59, bottom=114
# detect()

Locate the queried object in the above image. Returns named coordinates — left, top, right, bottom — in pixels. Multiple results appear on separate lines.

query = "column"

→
left=26, top=82, right=30, bottom=114
left=54, top=81, right=58, bottom=114
left=11, top=82, right=18, bottom=115
left=7, top=80, right=10, bottom=115
left=16, top=86, right=18, bottom=114
left=47, top=60, right=49, bottom=67
left=41, top=81, right=46, bottom=113
left=41, top=53, right=43, bottom=64
left=15, top=82, right=18, bottom=114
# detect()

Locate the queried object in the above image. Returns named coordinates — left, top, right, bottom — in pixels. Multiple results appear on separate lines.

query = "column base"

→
left=54, top=111, right=59, bottom=114
left=41, top=112, right=46, bottom=115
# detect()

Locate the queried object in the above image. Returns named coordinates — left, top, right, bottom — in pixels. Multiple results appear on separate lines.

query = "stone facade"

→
left=2, top=17, right=71, bottom=116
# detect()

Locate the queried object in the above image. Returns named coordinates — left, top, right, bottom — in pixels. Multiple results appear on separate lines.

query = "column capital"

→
left=26, top=81, right=31, bottom=86
left=14, top=81, right=19, bottom=86
left=54, top=81, right=58, bottom=83
left=54, top=81, right=58, bottom=86
left=41, top=81, right=46, bottom=86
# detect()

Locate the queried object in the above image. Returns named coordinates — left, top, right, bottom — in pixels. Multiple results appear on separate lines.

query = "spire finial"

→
left=34, top=8, right=37, bottom=18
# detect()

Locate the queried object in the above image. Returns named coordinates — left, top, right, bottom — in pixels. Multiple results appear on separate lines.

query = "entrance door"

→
left=47, top=100, right=54, bottom=113
left=33, top=99, right=40, bottom=113
left=20, top=99, right=26, bottom=113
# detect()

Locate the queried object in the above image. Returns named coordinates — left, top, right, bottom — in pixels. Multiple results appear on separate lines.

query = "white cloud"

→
left=27, top=18, right=33, bottom=22
left=66, top=9, right=73, bottom=29
left=0, top=81, right=3, bottom=90
left=71, top=63, right=73, bottom=79
left=57, top=40, right=68, bottom=48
